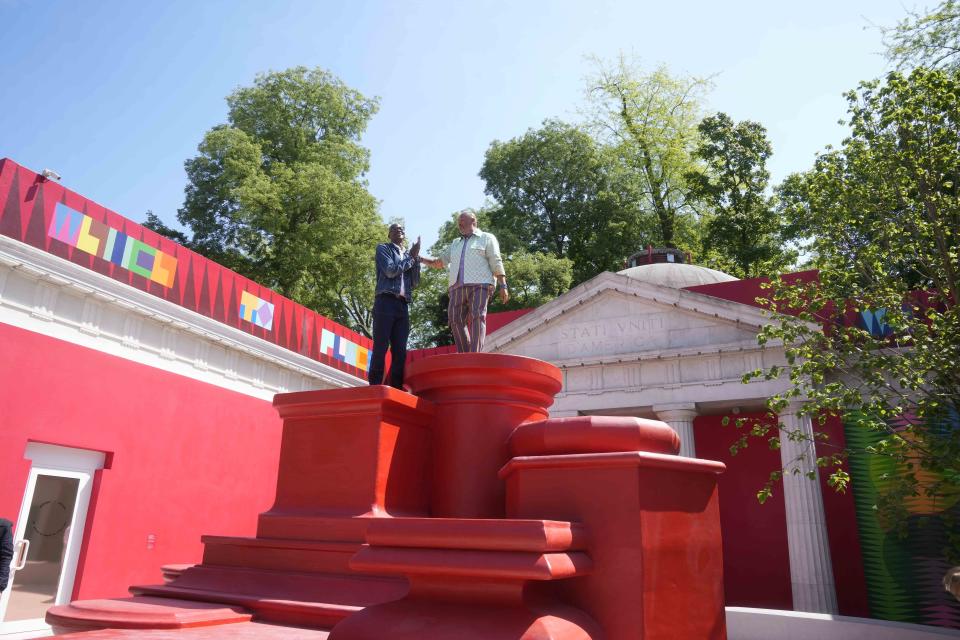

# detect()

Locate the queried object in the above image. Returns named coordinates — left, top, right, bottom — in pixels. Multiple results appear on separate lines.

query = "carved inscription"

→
left=556, top=315, right=666, bottom=358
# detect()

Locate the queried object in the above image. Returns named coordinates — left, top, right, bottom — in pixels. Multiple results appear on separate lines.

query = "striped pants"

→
left=448, top=284, right=493, bottom=353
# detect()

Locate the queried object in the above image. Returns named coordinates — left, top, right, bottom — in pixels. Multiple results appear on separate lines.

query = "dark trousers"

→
left=369, top=294, right=410, bottom=389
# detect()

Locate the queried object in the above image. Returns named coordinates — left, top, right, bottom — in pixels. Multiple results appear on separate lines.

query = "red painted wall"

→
left=0, top=322, right=282, bottom=599
left=487, top=308, right=534, bottom=334
left=693, top=412, right=869, bottom=615
left=693, top=413, right=793, bottom=609
left=684, top=270, right=820, bottom=311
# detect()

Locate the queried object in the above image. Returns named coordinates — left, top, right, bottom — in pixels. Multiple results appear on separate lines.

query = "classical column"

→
left=778, top=401, right=839, bottom=613
left=653, top=403, right=698, bottom=458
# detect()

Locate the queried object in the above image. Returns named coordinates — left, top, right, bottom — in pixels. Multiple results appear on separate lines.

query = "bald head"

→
left=457, top=209, right=477, bottom=236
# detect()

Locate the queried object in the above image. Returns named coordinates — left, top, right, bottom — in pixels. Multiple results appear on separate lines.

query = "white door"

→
left=0, top=444, right=105, bottom=637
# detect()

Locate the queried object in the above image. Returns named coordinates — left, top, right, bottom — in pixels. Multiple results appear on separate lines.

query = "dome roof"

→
left=616, top=262, right=738, bottom=289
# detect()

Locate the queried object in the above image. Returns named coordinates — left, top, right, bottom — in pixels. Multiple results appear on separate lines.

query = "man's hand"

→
left=499, top=286, right=509, bottom=304
left=419, top=256, right=441, bottom=268
left=410, top=236, right=421, bottom=259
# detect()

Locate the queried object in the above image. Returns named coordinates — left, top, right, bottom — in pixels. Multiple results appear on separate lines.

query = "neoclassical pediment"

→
left=487, top=271, right=775, bottom=365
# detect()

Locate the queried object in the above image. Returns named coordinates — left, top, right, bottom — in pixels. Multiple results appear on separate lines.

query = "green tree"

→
left=479, top=119, right=637, bottom=282
left=502, top=250, right=574, bottom=309
left=143, top=211, right=189, bottom=245
left=686, top=113, right=795, bottom=278
left=884, top=0, right=960, bottom=69
left=408, top=266, right=453, bottom=348
left=146, top=67, right=383, bottom=335
left=747, top=68, right=960, bottom=559
left=586, top=56, right=710, bottom=251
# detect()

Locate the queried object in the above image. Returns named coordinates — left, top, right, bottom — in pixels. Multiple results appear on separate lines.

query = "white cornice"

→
left=548, top=339, right=778, bottom=369
left=0, top=235, right=363, bottom=399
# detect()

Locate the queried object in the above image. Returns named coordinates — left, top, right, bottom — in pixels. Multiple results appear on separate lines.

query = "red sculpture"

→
left=48, top=353, right=727, bottom=639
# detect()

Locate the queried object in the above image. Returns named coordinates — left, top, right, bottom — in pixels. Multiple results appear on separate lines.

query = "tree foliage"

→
left=687, top=113, right=795, bottom=278
left=503, top=250, right=574, bottom=309
left=408, top=266, right=453, bottom=348
left=884, top=0, right=960, bottom=69
left=586, top=56, right=709, bottom=250
left=480, top=120, right=638, bottom=282
left=147, top=66, right=384, bottom=335
left=748, top=68, right=960, bottom=560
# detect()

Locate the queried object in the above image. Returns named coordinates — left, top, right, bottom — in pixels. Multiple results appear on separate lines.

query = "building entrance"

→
left=0, top=443, right=104, bottom=638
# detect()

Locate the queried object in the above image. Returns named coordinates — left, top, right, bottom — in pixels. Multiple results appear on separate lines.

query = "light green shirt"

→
left=439, top=229, right=506, bottom=288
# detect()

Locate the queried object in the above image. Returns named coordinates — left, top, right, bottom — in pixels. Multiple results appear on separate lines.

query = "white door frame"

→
left=0, top=443, right=106, bottom=637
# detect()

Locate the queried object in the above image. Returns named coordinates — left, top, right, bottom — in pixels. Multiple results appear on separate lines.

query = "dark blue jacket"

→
left=375, top=243, right=420, bottom=302
left=0, top=518, right=12, bottom=592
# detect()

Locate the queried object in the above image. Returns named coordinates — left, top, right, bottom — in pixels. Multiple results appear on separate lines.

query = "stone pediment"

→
left=487, top=271, right=774, bottom=365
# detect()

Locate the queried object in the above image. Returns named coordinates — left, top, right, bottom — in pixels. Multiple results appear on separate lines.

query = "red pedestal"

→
left=260, top=385, right=435, bottom=541
left=404, top=353, right=562, bottom=518
left=501, top=416, right=728, bottom=640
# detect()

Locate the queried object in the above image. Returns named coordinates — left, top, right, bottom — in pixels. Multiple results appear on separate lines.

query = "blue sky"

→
left=1, top=0, right=918, bottom=250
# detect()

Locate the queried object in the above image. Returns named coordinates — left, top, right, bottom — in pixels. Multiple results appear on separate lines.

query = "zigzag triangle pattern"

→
left=0, top=158, right=372, bottom=381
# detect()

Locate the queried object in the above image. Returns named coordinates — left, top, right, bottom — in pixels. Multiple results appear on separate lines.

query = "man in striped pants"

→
left=421, top=209, right=508, bottom=352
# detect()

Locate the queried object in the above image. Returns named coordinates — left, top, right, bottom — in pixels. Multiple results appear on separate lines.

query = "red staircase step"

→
left=363, top=517, right=587, bottom=551
left=130, top=566, right=407, bottom=629
left=46, top=596, right=251, bottom=632
left=200, top=536, right=360, bottom=574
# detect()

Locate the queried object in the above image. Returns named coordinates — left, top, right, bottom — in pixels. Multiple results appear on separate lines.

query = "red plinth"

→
left=501, top=416, right=728, bottom=640
left=260, top=385, right=435, bottom=540
left=330, top=518, right=601, bottom=640
left=404, top=353, right=562, bottom=518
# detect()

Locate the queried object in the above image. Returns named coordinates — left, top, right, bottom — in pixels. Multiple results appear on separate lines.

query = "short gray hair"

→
left=458, top=208, right=477, bottom=221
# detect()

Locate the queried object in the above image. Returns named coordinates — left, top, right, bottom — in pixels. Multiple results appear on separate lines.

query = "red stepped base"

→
left=46, top=354, right=729, bottom=639
left=330, top=517, right=601, bottom=640
left=46, top=384, right=432, bottom=635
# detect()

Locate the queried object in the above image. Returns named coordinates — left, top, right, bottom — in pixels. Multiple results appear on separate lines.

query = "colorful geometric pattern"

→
left=319, top=328, right=370, bottom=371
left=48, top=202, right=177, bottom=287
left=0, top=158, right=372, bottom=380
left=239, top=290, right=275, bottom=331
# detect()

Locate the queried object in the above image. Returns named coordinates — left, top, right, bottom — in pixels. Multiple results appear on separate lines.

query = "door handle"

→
left=13, top=539, right=29, bottom=571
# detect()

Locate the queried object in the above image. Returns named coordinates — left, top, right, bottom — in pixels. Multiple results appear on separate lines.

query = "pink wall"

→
left=0, top=322, right=283, bottom=599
